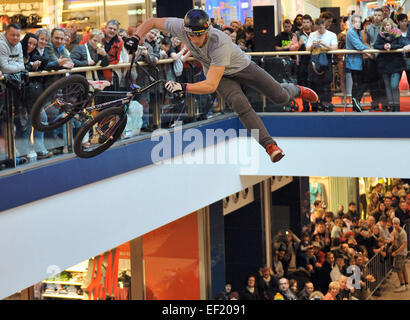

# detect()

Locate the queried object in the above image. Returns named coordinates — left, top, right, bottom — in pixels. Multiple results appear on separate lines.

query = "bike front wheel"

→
left=30, top=75, right=90, bottom=132
left=73, top=107, right=127, bottom=158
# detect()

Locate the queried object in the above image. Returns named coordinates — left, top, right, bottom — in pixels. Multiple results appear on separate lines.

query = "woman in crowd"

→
left=346, top=14, right=369, bottom=112
left=324, top=281, right=340, bottom=300
left=367, top=193, right=380, bottom=219
left=70, top=29, right=109, bottom=80
left=20, top=32, right=53, bottom=159
left=374, top=18, right=405, bottom=112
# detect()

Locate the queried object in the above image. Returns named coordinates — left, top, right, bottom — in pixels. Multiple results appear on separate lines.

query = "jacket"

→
left=365, top=23, right=382, bottom=48
left=46, top=42, right=71, bottom=70
left=103, top=34, right=124, bottom=83
left=0, top=32, right=25, bottom=74
left=401, top=24, right=410, bottom=69
left=70, top=43, right=110, bottom=80
left=374, top=29, right=405, bottom=74
left=346, top=28, right=369, bottom=71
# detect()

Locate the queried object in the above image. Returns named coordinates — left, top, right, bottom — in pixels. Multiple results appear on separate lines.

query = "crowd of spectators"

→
left=215, top=179, right=409, bottom=300
left=1, top=4, right=410, bottom=164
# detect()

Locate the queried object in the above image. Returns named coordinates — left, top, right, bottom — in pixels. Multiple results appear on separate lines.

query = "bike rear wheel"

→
left=30, top=75, right=90, bottom=132
left=73, top=107, right=127, bottom=158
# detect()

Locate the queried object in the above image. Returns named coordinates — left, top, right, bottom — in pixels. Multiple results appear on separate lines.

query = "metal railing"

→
left=0, top=48, right=408, bottom=173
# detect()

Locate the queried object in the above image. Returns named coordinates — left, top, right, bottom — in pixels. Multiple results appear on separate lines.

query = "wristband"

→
left=182, top=83, right=187, bottom=92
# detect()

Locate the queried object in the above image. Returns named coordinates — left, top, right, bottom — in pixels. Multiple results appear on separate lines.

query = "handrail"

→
left=0, top=48, right=406, bottom=80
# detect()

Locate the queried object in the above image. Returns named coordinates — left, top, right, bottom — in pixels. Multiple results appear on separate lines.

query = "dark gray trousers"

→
left=216, top=61, right=300, bottom=148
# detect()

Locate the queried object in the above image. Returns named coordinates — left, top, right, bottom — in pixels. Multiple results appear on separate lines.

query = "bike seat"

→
left=88, top=80, right=111, bottom=91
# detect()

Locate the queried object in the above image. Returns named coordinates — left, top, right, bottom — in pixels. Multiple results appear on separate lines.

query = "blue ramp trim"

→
left=259, top=114, right=410, bottom=138
left=0, top=118, right=240, bottom=212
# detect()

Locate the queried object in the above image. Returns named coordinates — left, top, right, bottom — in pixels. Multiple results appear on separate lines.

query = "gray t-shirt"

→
left=164, top=17, right=251, bottom=75
left=393, top=228, right=408, bottom=256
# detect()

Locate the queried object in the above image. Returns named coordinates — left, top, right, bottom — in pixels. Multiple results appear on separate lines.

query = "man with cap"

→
left=132, top=9, right=319, bottom=163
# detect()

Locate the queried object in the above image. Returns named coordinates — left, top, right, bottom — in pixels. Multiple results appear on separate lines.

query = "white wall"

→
left=1, top=136, right=409, bottom=299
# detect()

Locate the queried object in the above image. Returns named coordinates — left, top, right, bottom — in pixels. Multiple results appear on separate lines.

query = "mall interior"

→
left=1, top=0, right=410, bottom=301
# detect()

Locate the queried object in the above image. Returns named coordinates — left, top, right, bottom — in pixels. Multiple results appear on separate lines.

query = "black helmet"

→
left=183, top=9, right=210, bottom=35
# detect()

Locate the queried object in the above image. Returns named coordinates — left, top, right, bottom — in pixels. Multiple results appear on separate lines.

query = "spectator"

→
left=297, top=246, right=317, bottom=275
left=66, top=21, right=82, bottom=52
left=373, top=182, right=385, bottom=202
left=324, top=211, right=335, bottom=234
left=374, top=201, right=388, bottom=222
left=324, top=281, right=340, bottom=300
left=381, top=5, right=391, bottom=21
left=283, top=230, right=300, bottom=274
left=310, top=208, right=325, bottom=225
left=239, top=274, right=260, bottom=300
left=0, top=23, right=25, bottom=74
left=214, top=283, right=232, bottom=300
left=374, top=18, right=405, bottom=112
left=46, top=27, right=74, bottom=72
left=331, top=218, right=344, bottom=240
left=377, top=215, right=393, bottom=245
left=320, top=11, right=334, bottom=31
left=345, top=201, right=360, bottom=221
left=243, top=17, right=254, bottom=30
left=309, top=291, right=324, bottom=300
left=289, top=278, right=298, bottom=296
left=230, top=20, right=245, bottom=43
left=337, top=275, right=354, bottom=300
left=400, top=14, right=410, bottom=88
left=336, top=204, right=345, bottom=219
left=297, top=281, right=314, bottom=300
left=210, top=17, right=222, bottom=31
left=316, top=251, right=335, bottom=293
left=312, top=241, right=325, bottom=267
left=244, top=26, right=255, bottom=51
left=272, top=249, right=285, bottom=280
left=356, top=226, right=373, bottom=255
left=274, top=19, right=293, bottom=51
left=346, top=14, right=370, bottom=112
left=394, top=199, right=409, bottom=226
left=222, top=27, right=236, bottom=43
left=313, top=220, right=331, bottom=250
left=367, top=192, right=380, bottom=219
left=365, top=8, right=388, bottom=111
left=257, top=266, right=279, bottom=299
left=306, top=18, right=338, bottom=112
left=290, top=14, right=313, bottom=112
left=390, top=217, right=408, bottom=292
left=20, top=32, right=53, bottom=159
left=292, top=14, right=303, bottom=33
left=330, top=254, right=346, bottom=281
left=102, top=19, right=124, bottom=84
left=70, top=29, right=109, bottom=80
left=277, top=277, right=297, bottom=300
left=33, top=29, right=52, bottom=70
left=137, top=28, right=160, bottom=130
left=0, top=23, right=27, bottom=163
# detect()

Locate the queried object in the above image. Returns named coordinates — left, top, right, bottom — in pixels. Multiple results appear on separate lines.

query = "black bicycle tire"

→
left=73, top=107, right=127, bottom=158
left=30, top=74, right=90, bottom=132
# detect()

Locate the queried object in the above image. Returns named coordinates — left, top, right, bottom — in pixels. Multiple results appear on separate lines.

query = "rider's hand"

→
left=165, top=81, right=186, bottom=96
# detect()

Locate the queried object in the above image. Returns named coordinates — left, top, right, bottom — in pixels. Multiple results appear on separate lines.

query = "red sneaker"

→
left=297, top=85, right=319, bottom=103
left=266, top=144, right=285, bottom=163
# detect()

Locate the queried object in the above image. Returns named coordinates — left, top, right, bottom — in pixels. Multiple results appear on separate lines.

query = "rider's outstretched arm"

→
left=135, top=18, right=168, bottom=43
left=186, top=65, right=225, bottom=94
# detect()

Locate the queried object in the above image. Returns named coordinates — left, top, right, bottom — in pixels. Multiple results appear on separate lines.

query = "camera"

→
left=123, top=35, right=140, bottom=54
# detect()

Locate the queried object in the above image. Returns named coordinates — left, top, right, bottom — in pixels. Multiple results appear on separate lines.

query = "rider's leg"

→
left=216, top=76, right=274, bottom=148
left=232, top=61, right=317, bottom=104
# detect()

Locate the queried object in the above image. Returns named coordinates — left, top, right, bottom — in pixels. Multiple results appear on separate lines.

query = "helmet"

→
left=183, top=9, right=210, bottom=35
